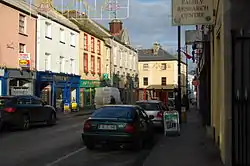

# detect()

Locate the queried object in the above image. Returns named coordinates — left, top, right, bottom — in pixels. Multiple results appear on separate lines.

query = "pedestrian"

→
left=110, top=95, right=116, bottom=104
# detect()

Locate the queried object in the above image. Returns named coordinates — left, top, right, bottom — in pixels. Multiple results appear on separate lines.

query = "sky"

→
left=33, top=0, right=196, bottom=70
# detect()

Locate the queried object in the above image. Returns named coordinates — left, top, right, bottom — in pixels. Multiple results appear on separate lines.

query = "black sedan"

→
left=0, top=95, right=56, bottom=130
left=82, top=105, right=155, bottom=150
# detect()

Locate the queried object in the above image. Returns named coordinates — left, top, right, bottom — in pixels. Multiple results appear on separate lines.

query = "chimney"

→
left=33, top=0, right=52, bottom=8
left=109, top=19, right=123, bottom=35
left=152, top=42, right=160, bottom=56
left=63, top=10, right=87, bottom=19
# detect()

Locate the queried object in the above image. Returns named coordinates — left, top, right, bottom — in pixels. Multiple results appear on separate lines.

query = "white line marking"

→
left=45, top=147, right=86, bottom=166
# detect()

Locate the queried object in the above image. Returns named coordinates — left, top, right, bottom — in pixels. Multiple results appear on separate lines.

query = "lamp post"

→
left=177, top=25, right=182, bottom=124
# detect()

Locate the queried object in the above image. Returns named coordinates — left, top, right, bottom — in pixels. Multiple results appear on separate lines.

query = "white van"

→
left=94, top=87, right=122, bottom=109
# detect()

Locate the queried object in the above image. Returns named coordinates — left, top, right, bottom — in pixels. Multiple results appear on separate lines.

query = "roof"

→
left=1, top=0, right=37, bottom=17
left=138, top=48, right=178, bottom=62
left=136, top=100, right=162, bottom=103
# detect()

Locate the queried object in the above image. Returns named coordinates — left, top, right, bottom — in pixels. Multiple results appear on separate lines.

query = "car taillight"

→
left=157, top=111, right=163, bottom=118
left=3, top=107, right=16, bottom=113
left=124, top=124, right=135, bottom=133
left=83, top=121, right=91, bottom=131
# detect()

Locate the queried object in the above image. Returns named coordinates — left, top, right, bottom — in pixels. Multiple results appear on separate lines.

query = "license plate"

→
left=98, top=124, right=117, bottom=130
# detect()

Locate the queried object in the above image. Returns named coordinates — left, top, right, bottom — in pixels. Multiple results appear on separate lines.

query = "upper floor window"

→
left=91, top=55, right=95, bottom=74
left=161, top=77, right=167, bottom=85
left=91, top=37, right=95, bottom=53
left=19, top=14, right=26, bottom=34
left=45, top=22, right=52, bottom=39
left=59, top=56, right=64, bottom=73
left=84, top=33, right=88, bottom=50
left=143, top=64, right=148, bottom=71
left=70, top=58, right=75, bottom=73
left=84, top=53, right=88, bottom=72
left=143, top=77, right=148, bottom=86
left=45, top=52, right=51, bottom=71
left=59, top=28, right=65, bottom=43
left=19, top=43, right=26, bottom=53
left=97, top=40, right=101, bottom=55
left=161, top=63, right=166, bottom=70
left=97, top=57, right=101, bottom=74
left=70, top=33, right=75, bottom=47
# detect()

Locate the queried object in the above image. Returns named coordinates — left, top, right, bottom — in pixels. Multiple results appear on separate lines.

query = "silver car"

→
left=136, top=100, right=168, bottom=128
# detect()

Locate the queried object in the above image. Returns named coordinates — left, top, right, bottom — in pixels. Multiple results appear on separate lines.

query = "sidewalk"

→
left=143, top=110, right=223, bottom=166
left=56, top=108, right=95, bottom=120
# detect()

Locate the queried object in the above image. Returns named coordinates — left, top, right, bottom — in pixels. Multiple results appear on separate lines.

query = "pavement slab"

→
left=143, top=110, right=223, bottom=166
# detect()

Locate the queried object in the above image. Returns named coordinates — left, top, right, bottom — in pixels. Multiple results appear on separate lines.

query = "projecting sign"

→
left=19, top=53, right=30, bottom=68
left=172, top=0, right=214, bottom=26
left=185, top=30, right=202, bottom=45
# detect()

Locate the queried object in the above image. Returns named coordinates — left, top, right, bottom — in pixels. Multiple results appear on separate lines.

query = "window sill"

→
left=91, top=51, right=95, bottom=53
left=97, top=53, right=101, bottom=55
left=45, top=36, right=52, bottom=40
left=19, top=32, right=28, bottom=37
left=70, top=45, right=75, bottom=48
left=60, top=41, right=65, bottom=44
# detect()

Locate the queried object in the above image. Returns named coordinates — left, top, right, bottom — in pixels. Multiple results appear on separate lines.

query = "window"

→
left=161, top=63, right=166, bottom=70
left=45, top=22, right=52, bottom=39
left=84, top=53, right=88, bottom=72
left=84, top=33, right=88, bottom=50
left=19, top=43, right=25, bottom=53
left=136, top=102, right=160, bottom=111
left=91, top=37, right=95, bottom=53
left=143, top=77, right=148, bottom=86
left=70, top=32, right=75, bottom=47
left=31, top=98, right=43, bottom=105
left=92, top=107, right=134, bottom=119
left=143, top=64, right=148, bottom=71
left=59, top=28, right=65, bottom=43
left=97, top=40, right=101, bottom=54
left=161, top=77, right=167, bottom=85
left=97, top=57, right=101, bottom=74
left=45, top=52, right=51, bottom=71
left=17, top=97, right=31, bottom=105
left=91, top=55, right=95, bottom=74
left=19, top=14, right=26, bottom=34
left=59, top=56, right=64, bottom=72
left=70, top=58, right=75, bottom=73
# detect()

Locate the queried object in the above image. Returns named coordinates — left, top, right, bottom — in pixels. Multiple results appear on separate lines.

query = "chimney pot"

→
left=109, top=19, right=123, bottom=35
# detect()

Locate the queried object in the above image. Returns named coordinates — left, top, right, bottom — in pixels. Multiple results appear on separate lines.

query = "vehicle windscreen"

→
left=0, top=98, right=13, bottom=108
left=136, top=103, right=160, bottom=111
left=92, top=107, right=134, bottom=119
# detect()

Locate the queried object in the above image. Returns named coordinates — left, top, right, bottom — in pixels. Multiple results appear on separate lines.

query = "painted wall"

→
left=36, top=14, right=79, bottom=75
left=0, top=3, right=36, bottom=68
left=80, top=32, right=104, bottom=81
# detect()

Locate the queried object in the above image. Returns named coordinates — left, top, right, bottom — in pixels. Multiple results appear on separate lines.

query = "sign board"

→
left=172, top=0, right=214, bottom=26
left=185, top=30, right=202, bottom=45
left=163, top=111, right=180, bottom=135
left=19, top=53, right=30, bottom=68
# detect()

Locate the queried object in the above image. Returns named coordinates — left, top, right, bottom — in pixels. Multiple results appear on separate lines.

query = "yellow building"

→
left=138, top=43, right=186, bottom=100
left=63, top=11, right=111, bottom=108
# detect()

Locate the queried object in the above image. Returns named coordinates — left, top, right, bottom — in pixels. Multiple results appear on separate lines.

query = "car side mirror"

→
left=148, top=115, right=154, bottom=120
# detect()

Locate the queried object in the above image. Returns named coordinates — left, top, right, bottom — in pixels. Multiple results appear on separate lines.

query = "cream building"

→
left=138, top=43, right=186, bottom=100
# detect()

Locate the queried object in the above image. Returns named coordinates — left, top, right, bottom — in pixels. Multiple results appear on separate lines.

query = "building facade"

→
left=35, top=7, right=80, bottom=108
left=0, top=0, right=37, bottom=96
left=138, top=43, right=186, bottom=101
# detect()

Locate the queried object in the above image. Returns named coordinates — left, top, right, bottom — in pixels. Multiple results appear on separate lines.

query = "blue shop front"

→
left=36, top=71, right=80, bottom=109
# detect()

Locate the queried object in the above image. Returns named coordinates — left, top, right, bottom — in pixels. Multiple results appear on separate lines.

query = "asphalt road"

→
left=0, top=115, right=162, bottom=166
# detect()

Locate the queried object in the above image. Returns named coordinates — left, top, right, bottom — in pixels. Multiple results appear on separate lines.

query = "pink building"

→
left=0, top=0, right=37, bottom=96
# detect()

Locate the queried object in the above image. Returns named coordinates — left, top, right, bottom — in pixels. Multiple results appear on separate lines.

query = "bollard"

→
left=181, top=107, right=187, bottom=123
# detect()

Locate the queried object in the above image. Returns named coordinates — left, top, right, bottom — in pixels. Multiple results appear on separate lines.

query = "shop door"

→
left=231, top=30, right=250, bottom=165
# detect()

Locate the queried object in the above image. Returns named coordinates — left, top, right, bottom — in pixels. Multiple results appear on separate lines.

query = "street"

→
left=0, top=114, right=161, bottom=166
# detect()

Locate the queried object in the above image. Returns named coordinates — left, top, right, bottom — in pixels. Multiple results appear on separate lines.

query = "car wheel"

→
left=22, top=115, right=30, bottom=130
left=85, top=143, right=95, bottom=150
left=47, top=112, right=56, bottom=126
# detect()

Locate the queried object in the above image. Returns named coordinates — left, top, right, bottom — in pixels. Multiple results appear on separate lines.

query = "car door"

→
left=30, top=97, right=48, bottom=122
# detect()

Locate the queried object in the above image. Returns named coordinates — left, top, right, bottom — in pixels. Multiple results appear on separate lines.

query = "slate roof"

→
left=1, top=0, right=37, bottom=17
left=138, top=48, right=178, bottom=62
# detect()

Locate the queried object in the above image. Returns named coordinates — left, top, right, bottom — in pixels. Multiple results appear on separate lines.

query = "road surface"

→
left=0, top=115, right=161, bottom=166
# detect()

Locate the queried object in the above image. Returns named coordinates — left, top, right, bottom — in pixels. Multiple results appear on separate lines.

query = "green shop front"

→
left=80, top=80, right=100, bottom=108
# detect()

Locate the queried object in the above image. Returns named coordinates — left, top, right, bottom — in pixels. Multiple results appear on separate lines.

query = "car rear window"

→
left=92, top=106, right=134, bottom=119
left=136, top=103, right=160, bottom=111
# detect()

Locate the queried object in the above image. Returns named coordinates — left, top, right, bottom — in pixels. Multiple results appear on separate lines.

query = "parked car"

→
left=82, top=105, right=155, bottom=150
left=135, top=100, right=169, bottom=128
left=0, top=95, right=56, bottom=130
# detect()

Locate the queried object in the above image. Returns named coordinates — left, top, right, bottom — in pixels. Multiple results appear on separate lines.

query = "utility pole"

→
left=177, top=26, right=182, bottom=124
left=186, top=45, right=188, bottom=96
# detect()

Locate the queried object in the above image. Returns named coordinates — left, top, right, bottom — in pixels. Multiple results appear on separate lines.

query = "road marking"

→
left=45, top=147, right=86, bottom=166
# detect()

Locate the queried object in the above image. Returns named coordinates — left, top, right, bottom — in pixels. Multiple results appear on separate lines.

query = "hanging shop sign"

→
left=19, top=53, right=31, bottom=68
left=172, top=0, right=214, bottom=26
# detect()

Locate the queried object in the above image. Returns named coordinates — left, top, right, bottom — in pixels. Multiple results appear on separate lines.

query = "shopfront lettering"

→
left=41, top=75, right=53, bottom=80
left=53, top=75, right=69, bottom=82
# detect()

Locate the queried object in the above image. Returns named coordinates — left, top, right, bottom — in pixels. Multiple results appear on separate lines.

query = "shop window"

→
left=143, top=77, right=148, bottom=86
